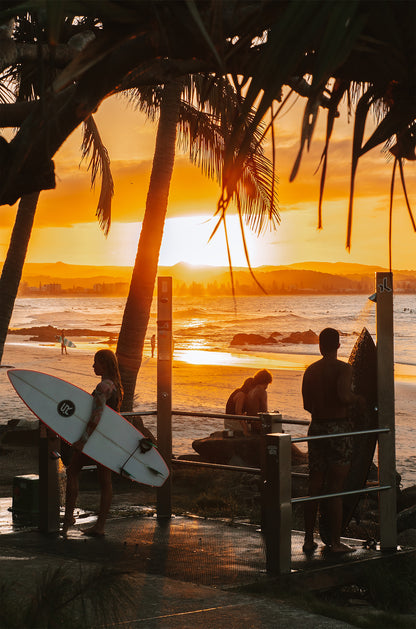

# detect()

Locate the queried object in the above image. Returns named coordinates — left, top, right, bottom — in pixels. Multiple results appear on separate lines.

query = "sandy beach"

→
left=1, top=339, right=415, bottom=489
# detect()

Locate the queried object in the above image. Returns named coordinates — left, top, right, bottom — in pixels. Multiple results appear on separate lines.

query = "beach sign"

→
left=8, top=369, right=169, bottom=487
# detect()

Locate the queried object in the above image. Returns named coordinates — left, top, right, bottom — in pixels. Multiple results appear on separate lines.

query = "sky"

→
left=1, top=91, right=416, bottom=270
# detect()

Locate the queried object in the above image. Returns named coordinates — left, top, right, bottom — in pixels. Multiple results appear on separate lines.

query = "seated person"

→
left=244, top=369, right=273, bottom=434
left=224, top=377, right=254, bottom=435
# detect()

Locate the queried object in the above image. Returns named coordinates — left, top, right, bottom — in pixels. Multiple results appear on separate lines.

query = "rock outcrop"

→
left=230, top=329, right=319, bottom=346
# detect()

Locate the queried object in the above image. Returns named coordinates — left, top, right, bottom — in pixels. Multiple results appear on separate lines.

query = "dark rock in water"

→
left=397, top=504, right=416, bottom=532
left=230, top=329, right=319, bottom=346
left=8, top=324, right=116, bottom=341
left=280, top=329, right=319, bottom=344
left=192, top=431, right=308, bottom=468
left=230, top=333, right=277, bottom=346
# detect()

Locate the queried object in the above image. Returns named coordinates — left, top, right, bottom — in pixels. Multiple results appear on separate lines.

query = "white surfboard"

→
left=8, top=369, right=169, bottom=487
left=56, top=336, right=76, bottom=348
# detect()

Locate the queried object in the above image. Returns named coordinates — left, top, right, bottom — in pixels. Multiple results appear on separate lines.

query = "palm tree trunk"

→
left=117, top=79, right=182, bottom=411
left=0, top=191, right=40, bottom=365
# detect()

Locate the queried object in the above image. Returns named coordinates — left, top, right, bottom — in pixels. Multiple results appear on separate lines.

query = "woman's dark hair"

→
left=94, top=349, right=123, bottom=401
left=241, top=377, right=255, bottom=393
left=253, top=369, right=273, bottom=385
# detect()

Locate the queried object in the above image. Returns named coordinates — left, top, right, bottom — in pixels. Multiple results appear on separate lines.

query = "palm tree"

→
left=116, top=79, right=183, bottom=407
left=117, top=74, right=279, bottom=410
left=0, top=12, right=114, bottom=365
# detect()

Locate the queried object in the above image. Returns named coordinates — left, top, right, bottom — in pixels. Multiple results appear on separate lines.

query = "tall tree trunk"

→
left=117, top=80, right=182, bottom=411
left=0, top=191, right=40, bottom=365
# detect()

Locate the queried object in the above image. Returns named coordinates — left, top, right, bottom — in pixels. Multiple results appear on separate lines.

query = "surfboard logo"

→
left=57, top=399, right=76, bottom=417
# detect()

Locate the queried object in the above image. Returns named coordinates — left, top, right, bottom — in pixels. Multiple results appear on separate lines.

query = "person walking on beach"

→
left=302, top=327, right=364, bottom=554
left=61, top=349, right=123, bottom=537
left=60, top=329, right=67, bottom=355
left=244, top=369, right=273, bottom=434
left=224, top=377, right=255, bottom=435
left=150, top=334, right=156, bottom=358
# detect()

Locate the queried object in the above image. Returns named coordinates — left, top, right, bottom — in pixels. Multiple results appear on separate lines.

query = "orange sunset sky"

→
left=1, top=91, right=416, bottom=270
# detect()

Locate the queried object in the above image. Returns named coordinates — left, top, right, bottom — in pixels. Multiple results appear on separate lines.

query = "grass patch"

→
left=171, top=467, right=261, bottom=521
left=361, top=555, right=416, bottom=613
left=0, top=564, right=136, bottom=628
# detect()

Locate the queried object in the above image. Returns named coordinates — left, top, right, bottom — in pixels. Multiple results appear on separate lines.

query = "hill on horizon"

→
left=12, top=259, right=409, bottom=281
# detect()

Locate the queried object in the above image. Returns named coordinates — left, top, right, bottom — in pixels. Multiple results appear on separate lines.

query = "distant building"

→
left=42, top=283, right=62, bottom=293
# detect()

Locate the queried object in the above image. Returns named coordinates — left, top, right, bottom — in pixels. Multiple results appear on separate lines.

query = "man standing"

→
left=302, top=327, right=363, bottom=554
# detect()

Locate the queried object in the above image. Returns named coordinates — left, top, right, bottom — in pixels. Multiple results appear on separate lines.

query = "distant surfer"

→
left=150, top=334, right=156, bottom=358
left=302, top=327, right=364, bottom=554
left=60, top=329, right=67, bottom=355
left=61, top=349, right=123, bottom=537
left=224, top=377, right=255, bottom=435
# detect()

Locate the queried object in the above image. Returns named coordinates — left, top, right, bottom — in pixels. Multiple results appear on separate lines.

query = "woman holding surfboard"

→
left=61, top=349, right=123, bottom=537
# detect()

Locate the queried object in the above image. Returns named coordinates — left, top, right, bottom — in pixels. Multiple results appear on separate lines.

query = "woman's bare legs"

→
left=83, top=465, right=112, bottom=536
left=61, top=450, right=83, bottom=536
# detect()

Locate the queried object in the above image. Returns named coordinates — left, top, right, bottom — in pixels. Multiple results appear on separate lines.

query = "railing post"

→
left=262, top=433, right=292, bottom=574
left=156, top=276, right=172, bottom=519
left=375, top=271, right=397, bottom=550
left=38, top=425, right=60, bottom=533
left=260, top=412, right=283, bottom=435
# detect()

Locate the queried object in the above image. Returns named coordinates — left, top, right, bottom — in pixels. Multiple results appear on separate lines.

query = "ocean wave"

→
left=173, top=307, right=217, bottom=319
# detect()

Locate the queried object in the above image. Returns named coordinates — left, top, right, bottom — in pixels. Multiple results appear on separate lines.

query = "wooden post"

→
left=156, top=276, right=172, bottom=519
left=376, top=271, right=397, bottom=550
left=38, top=425, right=60, bottom=533
left=262, top=433, right=292, bottom=574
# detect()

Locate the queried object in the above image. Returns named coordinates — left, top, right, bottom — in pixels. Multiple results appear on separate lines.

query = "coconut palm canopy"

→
left=0, top=0, right=415, bottom=250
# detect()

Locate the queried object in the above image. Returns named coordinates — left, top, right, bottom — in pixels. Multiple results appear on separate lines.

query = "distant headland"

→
left=10, top=261, right=416, bottom=296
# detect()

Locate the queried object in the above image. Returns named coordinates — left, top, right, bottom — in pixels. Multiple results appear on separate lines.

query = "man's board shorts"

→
left=308, top=418, right=353, bottom=472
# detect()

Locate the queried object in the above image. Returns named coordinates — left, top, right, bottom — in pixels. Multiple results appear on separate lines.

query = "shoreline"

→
left=4, top=337, right=416, bottom=383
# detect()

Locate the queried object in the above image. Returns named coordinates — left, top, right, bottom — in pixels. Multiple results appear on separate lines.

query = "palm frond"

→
left=185, top=0, right=224, bottom=69
left=125, top=85, right=163, bottom=121
left=398, top=158, right=416, bottom=231
left=237, top=194, right=267, bottom=295
left=317, top=79, right=349, bottom=228
left=388, top=158, right=397, bottom=272
left=81, top=114, right=114, bottom=236
left=346, top=88, right=374, bottom=250
left=290, top=94, right=321, bottom=183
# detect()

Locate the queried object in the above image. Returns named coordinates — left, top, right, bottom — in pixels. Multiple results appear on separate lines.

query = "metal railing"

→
left=263, top=427, right=394, bottom=574
left=123, top=409, right=394, bottom=575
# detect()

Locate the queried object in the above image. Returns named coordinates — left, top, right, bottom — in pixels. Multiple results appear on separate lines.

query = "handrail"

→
left=122, top=410, right=157, bottom=417
left=124, top=408, right=309, bottom=426
left=292, top=483, right=391, bottom=504
left=172, top=409, right=309, bottom=426
left=292, top=427, right=389, bottom=443
left=172, top=458, right=261, bottom=475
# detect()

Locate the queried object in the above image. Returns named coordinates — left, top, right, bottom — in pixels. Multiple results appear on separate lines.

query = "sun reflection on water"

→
left=174, top=349, right=312, bottom=371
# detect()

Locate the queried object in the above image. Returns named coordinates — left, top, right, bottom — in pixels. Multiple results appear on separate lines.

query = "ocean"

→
left=9, top=292, right=416, bottom=364
left=5, top=293, right=416, bottom=487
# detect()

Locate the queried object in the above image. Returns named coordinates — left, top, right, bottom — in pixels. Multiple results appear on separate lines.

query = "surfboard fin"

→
left=120, top=469, right=134, bottom=479
left=147, top=466, right=163, bottom=476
